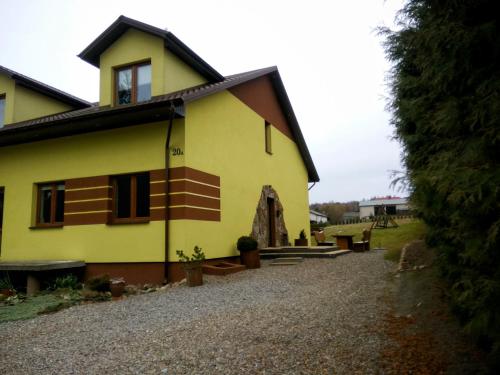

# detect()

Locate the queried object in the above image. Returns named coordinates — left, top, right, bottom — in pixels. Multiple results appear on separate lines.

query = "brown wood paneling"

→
left=65, top=176, right=110, bottom=190
left=62, top=168, right=220, bottom=225
left=150, top=208, right=165, bottom=221
left=150, top=194, right=166, bottom=208
left=65, top=199, right=111, bottom=213
left=229, top=75, right=294, bottom=141
left=150, top=169, right=166, bottom=182
left=64, top=212, right=109, bottom=225
left=168, top=206, right=220, bottom=221
left=168, top=167, right=186, bottom=180
left=184, top=167, right=220, bottom=186
left=85, top=262, right=165, bottom=285
left=169, top=193, right=220, bottom=210
left=169, top=180, right=220, bottom=198
left=170, top=167, right=220, bottom=187
left=150, top=183, right=166, bottom=195
left=66, top=187, right=112, bottom=201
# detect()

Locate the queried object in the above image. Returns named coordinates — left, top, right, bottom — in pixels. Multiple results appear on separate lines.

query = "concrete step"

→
left=329, top=250, right=352, bottom=256
left=269, top=257, right=304, bottom=266
left=260, top=245, right=339, bottom=254
left=270, top=262, right=300, bottom=266
left=272, top=257, right=304, bottom=262
left=261, top=250, right=352, bottom=260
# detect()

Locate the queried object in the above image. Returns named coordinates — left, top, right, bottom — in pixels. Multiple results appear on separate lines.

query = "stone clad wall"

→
left=251, top=185, right=289, bottom=248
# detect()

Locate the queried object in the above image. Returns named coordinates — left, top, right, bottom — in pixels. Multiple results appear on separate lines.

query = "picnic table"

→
left=333, top=234, right=355, bottom=250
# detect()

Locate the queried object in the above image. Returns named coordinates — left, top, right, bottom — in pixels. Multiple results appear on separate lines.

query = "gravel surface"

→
left=0, top=251, right=394, bottom=374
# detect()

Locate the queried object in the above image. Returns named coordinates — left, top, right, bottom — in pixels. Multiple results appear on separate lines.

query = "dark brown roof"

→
left=0, top=65, right=91, bottom=108
left=0, top=67, right=275, bottom=131
left=78, top=15, right=224, bottom=82
left=0, top=67, right=319, bottom=182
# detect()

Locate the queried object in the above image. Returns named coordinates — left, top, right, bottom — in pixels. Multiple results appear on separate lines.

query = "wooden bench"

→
left=0, top=260, right=85, bottom=296
left=313, top=231, right=335, bottom=246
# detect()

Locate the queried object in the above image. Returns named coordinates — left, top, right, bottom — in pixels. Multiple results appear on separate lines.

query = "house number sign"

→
left=171, top=147, right=184, bottom=156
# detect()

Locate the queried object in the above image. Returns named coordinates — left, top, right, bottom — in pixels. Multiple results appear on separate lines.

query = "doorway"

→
left=267, top=197, right=276, bottom=247
left=251, top=185, right=289, bottom=249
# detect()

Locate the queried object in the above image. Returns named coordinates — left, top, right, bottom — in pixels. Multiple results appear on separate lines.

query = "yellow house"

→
left=0, top=16, right=319, bottom=284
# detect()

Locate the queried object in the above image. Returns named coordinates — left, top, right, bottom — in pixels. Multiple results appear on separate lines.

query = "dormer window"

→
left=115, top=62, right=151, bottom=105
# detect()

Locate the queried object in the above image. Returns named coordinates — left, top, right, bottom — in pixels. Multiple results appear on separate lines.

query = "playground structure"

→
left=373, top=208, right=399, bottom=229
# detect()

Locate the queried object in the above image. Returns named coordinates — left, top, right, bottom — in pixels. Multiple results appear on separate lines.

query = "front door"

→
left=267, top=197, right=276, bottom=247
left=0, top=187, right=4, bottom=254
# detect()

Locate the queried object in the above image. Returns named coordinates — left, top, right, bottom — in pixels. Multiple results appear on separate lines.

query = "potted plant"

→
left=294, top=229, right=308, bottom=246
left=110, top=277, right=126, bottom=297
left=237, top=236, right=260, bottom=269
left=176, top=246, right=205, bottom=287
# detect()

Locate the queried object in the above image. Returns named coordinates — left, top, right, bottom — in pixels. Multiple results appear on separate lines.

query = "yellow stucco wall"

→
left=170, top=90, right=311, bottom=260
left=0, top=121, right=183, bottom=262
left=163, top=49, right=206, bottom=94
left=0, top=85, right=311, bottom=264
left=0, top=73, right=73, bottom=125
left=98, top=29, right=207, bottom=106
left=12, top=85, right=73, bottom=124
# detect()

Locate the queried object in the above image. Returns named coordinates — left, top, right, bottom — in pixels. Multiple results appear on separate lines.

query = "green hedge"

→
left=382, top=0, right=500, bottom=368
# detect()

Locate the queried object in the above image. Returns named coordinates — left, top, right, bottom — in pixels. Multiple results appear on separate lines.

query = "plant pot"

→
left=110, top=281, right=126, bottom=297
left=240, top=249, right=260, bottom=269
left=183, top=261, right=203, bottom=287
left=294, top=239, right=308, bottom=246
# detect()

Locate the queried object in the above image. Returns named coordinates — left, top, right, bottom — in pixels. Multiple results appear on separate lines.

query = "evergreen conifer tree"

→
left=382, top=0, right=500, bottom=366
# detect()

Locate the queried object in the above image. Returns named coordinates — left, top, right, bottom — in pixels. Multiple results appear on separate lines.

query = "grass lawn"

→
left=0, top=294, right=65, bottom=323
left=317, top=218, right=426, bottom=262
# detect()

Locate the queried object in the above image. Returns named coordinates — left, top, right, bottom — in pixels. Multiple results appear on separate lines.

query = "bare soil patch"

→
left=379, top=241, right=489, bottom=374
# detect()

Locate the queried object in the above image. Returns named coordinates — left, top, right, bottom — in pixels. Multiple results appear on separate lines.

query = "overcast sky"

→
left=0, top=0, right=405, bottom=203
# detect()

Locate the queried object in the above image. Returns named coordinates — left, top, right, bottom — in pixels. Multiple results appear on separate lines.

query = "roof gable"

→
left=229, top=75, right=294, bottom=141
left=78, top=16, right=223, bottom=82
left=0, top=66, right=90, bottom=109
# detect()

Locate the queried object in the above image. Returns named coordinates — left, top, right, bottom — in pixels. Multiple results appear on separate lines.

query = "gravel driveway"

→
left=0, top=251, right=394, bottom=374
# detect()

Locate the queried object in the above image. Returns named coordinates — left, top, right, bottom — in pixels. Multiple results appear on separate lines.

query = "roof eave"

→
left=0, top=99, right=184, bottom=147
left=268, top=71, right=320, bottom=183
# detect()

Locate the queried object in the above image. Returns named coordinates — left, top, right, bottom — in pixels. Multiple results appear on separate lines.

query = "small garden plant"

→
left=237, top=236, right=258, bottom=251
left=52, top=274, right=81, bottom=290
left=176, top=246, right=206, bottom=262
left=299, top=229, right=307, bottom=240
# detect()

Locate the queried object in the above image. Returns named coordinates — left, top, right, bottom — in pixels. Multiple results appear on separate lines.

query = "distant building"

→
left=310, top=209, right=328, bottom=224
left=359, top=198, right=410, bottom=219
